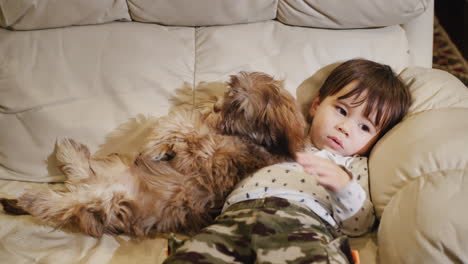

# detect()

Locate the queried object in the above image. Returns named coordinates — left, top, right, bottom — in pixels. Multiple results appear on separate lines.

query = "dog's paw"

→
left=56, top=138, right=90, bottom=164
left=0, top=198, right=29, bottom=215
left=56, top=138, right=92, bottom=180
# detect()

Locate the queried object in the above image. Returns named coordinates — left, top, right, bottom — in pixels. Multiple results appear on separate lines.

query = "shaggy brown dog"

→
left=1, top=72, right=306, bottom=237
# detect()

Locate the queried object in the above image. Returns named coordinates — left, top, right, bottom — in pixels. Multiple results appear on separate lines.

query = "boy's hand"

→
left=295, top=152, right=351, bottom=192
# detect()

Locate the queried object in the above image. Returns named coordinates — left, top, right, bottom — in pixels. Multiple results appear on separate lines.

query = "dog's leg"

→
left=132, top=187, right=215, bottom=237
left=56, top=138, right=94, bottom=184
left=15, top=187, right=137, bottom=237
left=14, top=188, right=105, bottom=237
left=132, top=156, right=218, bottom=236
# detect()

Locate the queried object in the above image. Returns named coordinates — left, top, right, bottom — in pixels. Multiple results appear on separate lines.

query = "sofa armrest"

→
left=378, top=166, right=468, bottom=263
left=401, top=0, right=434, bottom=67
left=370, top=68, right=468, bottom=263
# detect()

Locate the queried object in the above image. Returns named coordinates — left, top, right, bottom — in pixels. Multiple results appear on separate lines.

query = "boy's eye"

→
left=336, top=106, right=347, bottom=116
left=360, top=124, right=370, bottom=132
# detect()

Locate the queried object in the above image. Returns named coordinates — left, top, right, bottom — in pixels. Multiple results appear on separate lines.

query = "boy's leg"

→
left=254, top=234, right=350, bottom=264
left=164, top=197, right=351, bottom=264
left=250, top=198, right=351, bottom=264
left=163, top=209, right=256, bottom=264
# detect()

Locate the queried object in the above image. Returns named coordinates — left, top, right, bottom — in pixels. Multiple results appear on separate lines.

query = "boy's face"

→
left=308, top=81, right=380, bottom=156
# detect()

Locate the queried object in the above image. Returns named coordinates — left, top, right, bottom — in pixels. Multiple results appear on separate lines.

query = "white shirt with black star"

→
left=222, top=145, right=375, bottom=237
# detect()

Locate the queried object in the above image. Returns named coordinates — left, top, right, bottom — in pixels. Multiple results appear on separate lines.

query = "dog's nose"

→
left=213, top=104, right=221, bottom=113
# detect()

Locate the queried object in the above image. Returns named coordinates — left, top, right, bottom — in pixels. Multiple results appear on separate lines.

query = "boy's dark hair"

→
left=319, top=59, right=412, bottom=137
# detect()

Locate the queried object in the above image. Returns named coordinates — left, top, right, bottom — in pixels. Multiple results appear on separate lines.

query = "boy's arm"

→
left=296, top=153, right=375, bottom=236
left=327, top=157, right=375, bottom=237
left=327, top=181, right=375, bottom=237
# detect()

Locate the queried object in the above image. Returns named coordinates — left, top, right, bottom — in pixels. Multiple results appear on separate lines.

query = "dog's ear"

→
left=227, top=73, right=241, bottom=91
left=259, top=79, right=306, bottom=156
left=221, top=71, right=306, bottom=157
left=227, top=71, right=250, bottom=92
left=268, top=97, right=307, bottom=156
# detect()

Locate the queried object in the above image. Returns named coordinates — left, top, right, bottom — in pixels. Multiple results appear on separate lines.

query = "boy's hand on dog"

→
left=295, top=152, right=351, bottom=192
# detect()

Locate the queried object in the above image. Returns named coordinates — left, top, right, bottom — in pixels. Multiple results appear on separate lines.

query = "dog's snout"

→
left=152, top=151, right=176, bottom=161
left=213, top=103, right=221, bottom=113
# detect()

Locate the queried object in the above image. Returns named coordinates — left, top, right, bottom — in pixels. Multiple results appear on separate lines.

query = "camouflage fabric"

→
left=164, top=197, right=353, bottom=264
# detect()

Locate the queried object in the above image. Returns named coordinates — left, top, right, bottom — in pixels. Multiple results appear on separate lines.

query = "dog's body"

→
left=1, top=72, right=306, bottom=237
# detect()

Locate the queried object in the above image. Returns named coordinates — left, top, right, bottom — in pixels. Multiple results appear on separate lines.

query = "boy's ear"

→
left=309, top=97, right=321, bottom=117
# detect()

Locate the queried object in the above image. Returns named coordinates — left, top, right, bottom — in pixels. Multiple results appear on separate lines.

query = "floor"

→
left=432, top=17, right=468, bottom=87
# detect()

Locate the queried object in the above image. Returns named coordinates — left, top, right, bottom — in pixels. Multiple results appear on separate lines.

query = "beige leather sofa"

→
left=1, top=0, right=467, bottom=263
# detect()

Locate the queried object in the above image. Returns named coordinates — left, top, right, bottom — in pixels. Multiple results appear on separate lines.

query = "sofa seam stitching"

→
left=193, top=27, right=197, bottom=104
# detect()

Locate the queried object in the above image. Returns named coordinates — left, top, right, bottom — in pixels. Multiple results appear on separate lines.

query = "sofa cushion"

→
left=194, top=21, right=409, bottom=97
left=0, top=22, right=195, bottom=182
left=377, top=118, right=468, bottom=263
left=0, top=178, right=169, bottom=263
left=128, top=0, right=277, bottom=26
left=371, top=67, right=468, bottom=217
left=0, top=0, right=431, bottom=29
left=278, top=0, right=431, bottom=28
left=127, top=0, right=429, bottom=28
left=368, top=68, right=468, bottom=263
left=0, top=0, right=130, bottom=30
left=0, top=20, right=410, bottom=183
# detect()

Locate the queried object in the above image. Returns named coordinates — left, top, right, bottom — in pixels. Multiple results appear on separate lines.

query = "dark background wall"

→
left=435, top=0, right=468, bottom=59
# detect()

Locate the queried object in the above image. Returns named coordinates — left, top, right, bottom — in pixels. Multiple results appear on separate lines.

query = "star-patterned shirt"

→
left=222, top=145, right=375, bottom=237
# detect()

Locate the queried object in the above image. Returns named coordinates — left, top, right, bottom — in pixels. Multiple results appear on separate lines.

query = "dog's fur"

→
left=1, top=72, right=306, bottom=237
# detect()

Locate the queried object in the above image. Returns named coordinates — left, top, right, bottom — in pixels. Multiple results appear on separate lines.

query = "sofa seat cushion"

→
left=0, top=179, right=168, bottom=263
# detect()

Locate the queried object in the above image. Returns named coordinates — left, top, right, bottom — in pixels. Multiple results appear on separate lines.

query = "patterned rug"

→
left=433, top=17, right=468, bottom=87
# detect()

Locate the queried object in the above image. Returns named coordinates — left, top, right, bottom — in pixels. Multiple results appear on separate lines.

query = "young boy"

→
left=163, top=59, right=412, bottom=264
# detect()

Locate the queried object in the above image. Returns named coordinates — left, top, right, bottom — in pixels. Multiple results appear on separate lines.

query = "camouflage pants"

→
left=164, top=197, right=352, bottom=264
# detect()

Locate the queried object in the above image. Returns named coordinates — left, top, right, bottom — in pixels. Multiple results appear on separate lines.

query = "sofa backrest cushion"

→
left=277, top=0, right=430, bottom=29
left=0, top=23, right=195, bottom=182
left=0, top=21, right=410, bottom=182
left=0, top=0, right=130, bottom=30
left=130, top=0, right=430, bottom=28
left=128, top=0, right=277, bottom=26
left=0, top=0, right=430, bottom=29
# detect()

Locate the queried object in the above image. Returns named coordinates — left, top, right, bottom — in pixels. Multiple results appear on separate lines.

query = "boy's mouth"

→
left=327, top=136, right=343, bottom=149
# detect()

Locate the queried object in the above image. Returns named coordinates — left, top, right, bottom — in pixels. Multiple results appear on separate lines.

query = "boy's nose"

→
left=337, top=123, right=350, bottom=137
